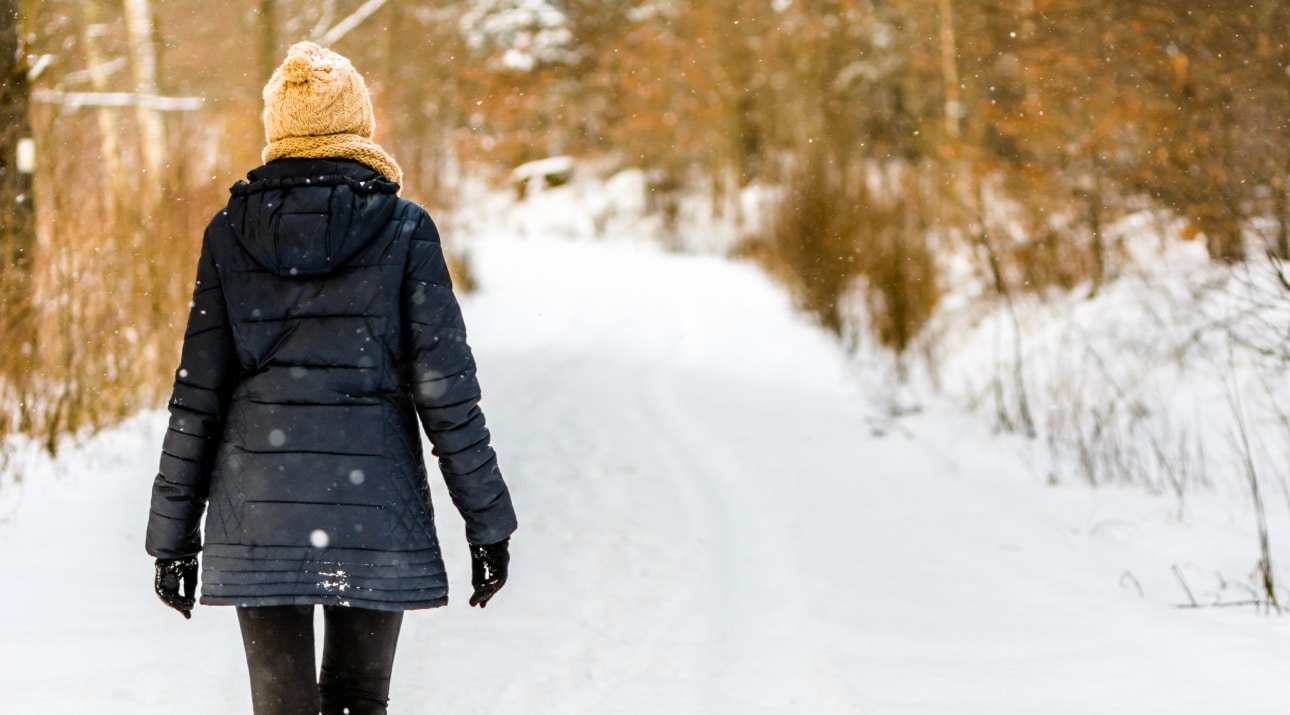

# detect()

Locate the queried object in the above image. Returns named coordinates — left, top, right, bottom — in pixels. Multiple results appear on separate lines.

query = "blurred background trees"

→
left=3, top=0, right=1290, bottom=450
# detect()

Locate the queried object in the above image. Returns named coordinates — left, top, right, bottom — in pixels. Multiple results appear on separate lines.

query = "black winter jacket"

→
left=145, top=158, right=516, bottom=611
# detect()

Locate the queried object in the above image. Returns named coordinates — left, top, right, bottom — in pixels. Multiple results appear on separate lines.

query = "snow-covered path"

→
left=3, top=235, right=1289, bottom=713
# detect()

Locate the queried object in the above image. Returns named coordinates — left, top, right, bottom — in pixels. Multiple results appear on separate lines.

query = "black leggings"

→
left=236, top=604, right=404, bottom=715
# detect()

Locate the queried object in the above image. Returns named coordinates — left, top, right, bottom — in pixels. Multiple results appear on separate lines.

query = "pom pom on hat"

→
left=277, top=51, right=316, bottom=85
left=262, top=41, right=375, bottom=143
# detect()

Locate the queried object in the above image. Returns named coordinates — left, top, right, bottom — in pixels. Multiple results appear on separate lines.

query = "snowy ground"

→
left=4, top=227, right=1290, bottom=713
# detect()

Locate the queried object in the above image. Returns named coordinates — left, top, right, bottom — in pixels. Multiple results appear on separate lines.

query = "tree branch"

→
left=313, top=0, right=388, bottom=47
left=1270, top=250, right=1290, bottom=293
left=32, top=89, right=202, bottom=111
left=1174, top=600, right=1267, bottom=610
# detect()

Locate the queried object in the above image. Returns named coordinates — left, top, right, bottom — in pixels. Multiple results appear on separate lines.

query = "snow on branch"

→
left=460, top=0, right=576, bottom=71
left=314, top=0, right=389, bottom=47
left=33, top=89, right=203, bottom=112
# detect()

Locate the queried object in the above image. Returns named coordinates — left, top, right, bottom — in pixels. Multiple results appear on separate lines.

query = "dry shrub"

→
left=861, top=171, right=941, bottom=355
left=0, top=93, right=476, bottom=456
left=0, top=104, right=222, bottom=454
left=750, top=153, right=860, bottom=335
left=987, top=167, right=1114, bottom=296
left=445, top=249, right=478, bottom=295
left=1002, top=225, right=1098, bottom=294
left=743, top=152, right=941, bottom=356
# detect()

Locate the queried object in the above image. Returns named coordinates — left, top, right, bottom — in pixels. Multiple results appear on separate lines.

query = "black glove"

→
left=154, top=556, right=198, bottom=619
left=469, top=538, right=510, bottom=608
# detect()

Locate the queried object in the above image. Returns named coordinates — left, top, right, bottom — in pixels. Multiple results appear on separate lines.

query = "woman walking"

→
left=145, top=41, right=517, bottom=715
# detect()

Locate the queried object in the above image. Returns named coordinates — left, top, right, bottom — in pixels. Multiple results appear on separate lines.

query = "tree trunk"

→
left=0, top=0, right=34, bottom=274
left=123, top=0, right=167, bottom=325
left=77, top=0, right=125, bottom=226
left=257, top=0, right=276, bottom=85
left=1087, top=139, right=1106, bottom=294
left=0, top=0, right=35, bottom=435
left=1276, top=173, right=1290, bottom=260
left=1213, top=105, right=1247, bottom=263
left=936, top=0, right=961, bottom=142
left=123, top=0, right=164, bottom=195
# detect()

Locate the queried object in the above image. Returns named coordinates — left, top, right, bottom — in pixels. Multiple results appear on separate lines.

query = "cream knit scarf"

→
left=263, top=133, right=403, bottom=188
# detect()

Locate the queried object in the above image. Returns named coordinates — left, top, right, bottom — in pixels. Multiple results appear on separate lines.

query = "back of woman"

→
left=145, top=42, right=516, bottom=715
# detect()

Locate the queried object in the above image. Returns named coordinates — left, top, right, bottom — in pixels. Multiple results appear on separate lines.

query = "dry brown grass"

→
left=0, top=92, right=481, bottom=456
left=1002, top=226, right=1099, bottom=295
left=743, top=153, right=941, bottom=357
left=445, top=249, right=477, bottom=295
left=0, top=104, right=223, bottom=454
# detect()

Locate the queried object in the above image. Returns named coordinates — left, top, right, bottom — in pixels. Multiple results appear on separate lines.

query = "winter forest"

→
left=4, top=0, right=1290, bottom=712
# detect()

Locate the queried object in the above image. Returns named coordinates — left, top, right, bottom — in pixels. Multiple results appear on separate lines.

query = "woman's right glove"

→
left=469, top=538, right=510, bottom=608
left=154, top=556, right=198, bottom=619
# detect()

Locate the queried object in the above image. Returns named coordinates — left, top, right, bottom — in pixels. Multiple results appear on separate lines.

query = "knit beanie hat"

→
left=261, top=41, right=403, bottom=186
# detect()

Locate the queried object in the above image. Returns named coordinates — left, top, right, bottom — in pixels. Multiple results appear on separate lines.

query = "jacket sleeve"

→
left=145, top=224, right=239, bottom=559
left=401, top=211, right=517, bottom=546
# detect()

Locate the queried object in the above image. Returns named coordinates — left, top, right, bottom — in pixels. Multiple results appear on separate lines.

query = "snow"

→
left=928, top=211, right=1290, bottom=509
left=509, top=155, right=574, bottom=184
left=459, top=0, right=575, bottom=71
left=3, top=195, right=1290, bottom=711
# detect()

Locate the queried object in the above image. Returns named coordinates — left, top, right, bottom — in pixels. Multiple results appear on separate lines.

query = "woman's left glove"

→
left=469, top=538, right=510, bottom=608
left=154, top=557, right=198, bottom=619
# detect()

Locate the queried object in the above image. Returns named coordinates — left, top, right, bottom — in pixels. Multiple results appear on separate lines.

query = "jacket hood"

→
left=226, top=158, right=399, bottom=278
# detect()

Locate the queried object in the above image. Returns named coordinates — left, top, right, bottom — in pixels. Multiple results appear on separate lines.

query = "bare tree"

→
left=0, top=0, right=35, bottom=437
left=77, top=0, right=125, bottom=224
left=123, top=0, right=164, bottom=194
left=0, top=0, right=34, bottom=274
left=936, top=0, right=961, bottom=142
left=256, top=0, right=276, bottom=87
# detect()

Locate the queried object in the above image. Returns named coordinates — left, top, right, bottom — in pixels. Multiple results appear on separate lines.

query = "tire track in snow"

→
left=634, top=364, right=818, bottom=712
left=440, top=235, right=866, bottom=712
left=629, top=259, right=869, bottom=713
left=530, top=362, right=714, bottom=713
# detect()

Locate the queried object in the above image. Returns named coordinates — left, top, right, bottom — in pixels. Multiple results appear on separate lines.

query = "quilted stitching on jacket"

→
left=146, top=158, right=516, bottom=610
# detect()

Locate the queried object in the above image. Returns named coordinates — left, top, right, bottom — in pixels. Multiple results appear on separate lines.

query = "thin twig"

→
left=1223, top=347, right=1282, bottom=613
left=1172, top=563, right=1198, bottom=608
left=1269, top=249, right=1290, bottom=293
left=1119, top=571, right=1144, bottom=599
left=310, top=0, right=337, bottom=39
left=1175, top=600, right=1267, bottom=610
